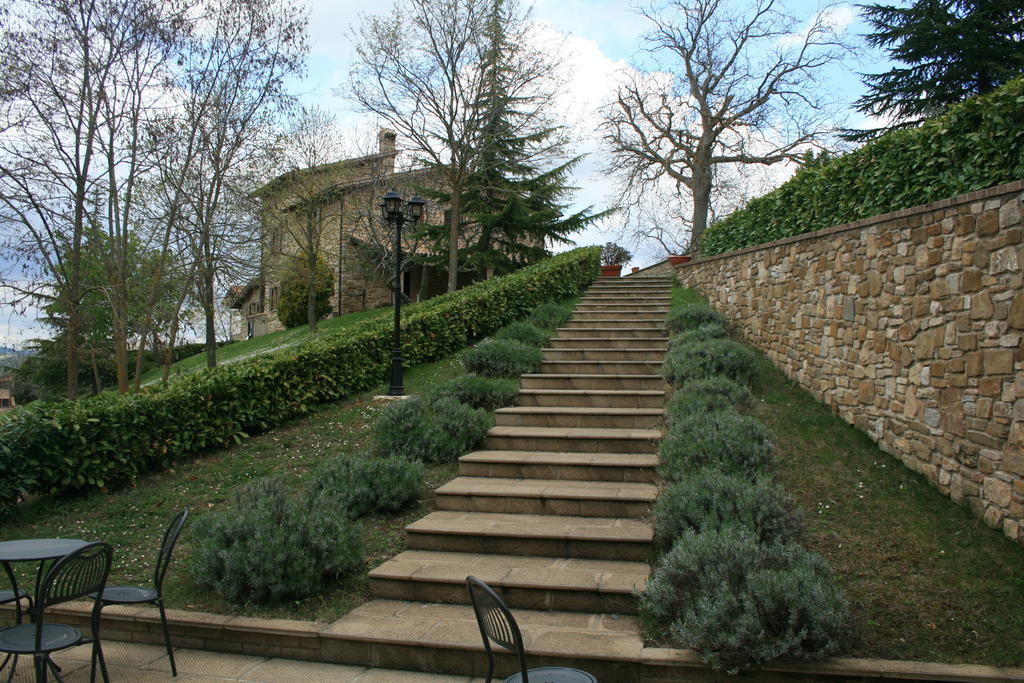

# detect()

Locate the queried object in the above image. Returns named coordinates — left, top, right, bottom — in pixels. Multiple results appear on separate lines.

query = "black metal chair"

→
left=92, top=509, right=188, bottom=677
left=0, top=541, right=113, bottom=683
left=1, top=561, right=32, bottom=623
left=466, top=576, right=598, bottom=683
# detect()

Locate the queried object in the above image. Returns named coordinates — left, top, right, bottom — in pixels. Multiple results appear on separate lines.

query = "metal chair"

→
left=93, top=509, right=188, bottom=677
left=466, top=576, right=598, bottom=683
left=0, top=541, right=113, bottom=682
left=1, top=561, right=32, bottom=623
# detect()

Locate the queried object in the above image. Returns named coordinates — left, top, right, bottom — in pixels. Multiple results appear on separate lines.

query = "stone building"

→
left=227, top=130, right=452, bottom=339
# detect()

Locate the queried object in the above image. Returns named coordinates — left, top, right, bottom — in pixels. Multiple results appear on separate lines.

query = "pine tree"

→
left=852, top=0, right=1024, bottom=138
left=419, top=0, right=603, bottom=279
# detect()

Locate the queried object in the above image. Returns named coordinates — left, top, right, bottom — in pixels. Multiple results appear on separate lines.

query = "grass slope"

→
left=0, top=354, right=464, bottom=623
left=140, top=307, right=391, bottom=385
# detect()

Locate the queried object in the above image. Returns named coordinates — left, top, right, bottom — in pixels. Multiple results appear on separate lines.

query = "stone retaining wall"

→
left=675, top=180, right=1024, bottom=544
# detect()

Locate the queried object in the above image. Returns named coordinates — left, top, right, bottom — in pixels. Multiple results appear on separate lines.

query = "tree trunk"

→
left=690, top=164, right=713, bottom=257
left=307, top=209, right=320, bottom=333
left=446, top=187, right=462, bottom=293
left=203, top=268, right=217, bottom=368
left=90, top=349, right=101, bottom=396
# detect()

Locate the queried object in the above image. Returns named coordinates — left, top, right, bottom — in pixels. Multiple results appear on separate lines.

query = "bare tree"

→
left=170, top=0, right=308, bottom=368
left=347, top=0, right=563, bottom=292
left=265, top=106, right=346, bottom=333
left=603, top=0, right=848, bottom=255
left=0, top=0, right=181, bottom=398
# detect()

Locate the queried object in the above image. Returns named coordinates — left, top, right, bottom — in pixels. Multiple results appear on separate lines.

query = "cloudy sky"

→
left=1, top=0, right=892, bottom=347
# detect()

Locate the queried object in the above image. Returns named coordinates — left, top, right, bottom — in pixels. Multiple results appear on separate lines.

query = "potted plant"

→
left=600, top=243, right=632, bottom=277
left=667, top=254, right=691, bottom=266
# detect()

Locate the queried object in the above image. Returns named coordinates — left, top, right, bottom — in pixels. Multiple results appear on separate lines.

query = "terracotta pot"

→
left=668, top=255, right=691, bottom=265
left=601, top=264, right=623, bottom=277
left=631, top=267, right=640, bottom=273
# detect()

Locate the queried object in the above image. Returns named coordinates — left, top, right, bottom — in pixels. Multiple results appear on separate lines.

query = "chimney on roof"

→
left=378, top=128, right=396, bottom=157
left=378, top=128, right=397, bottom=173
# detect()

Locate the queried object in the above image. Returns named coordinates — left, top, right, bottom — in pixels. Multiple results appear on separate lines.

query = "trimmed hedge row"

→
left=0, top=248, right=600, bottom=514
left=702, top=77, right=1024, bottom=256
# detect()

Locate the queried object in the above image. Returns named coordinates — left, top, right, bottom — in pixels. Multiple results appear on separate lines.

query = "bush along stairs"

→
left=328, top=276, right=672, bottom=679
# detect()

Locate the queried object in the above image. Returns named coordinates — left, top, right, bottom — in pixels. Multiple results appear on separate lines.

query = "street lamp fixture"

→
left=380, top=190, right=427, bottom=396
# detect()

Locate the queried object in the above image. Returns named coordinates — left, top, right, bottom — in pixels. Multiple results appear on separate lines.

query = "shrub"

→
left=664, top=377, right=755, bottom=423
left=372, top=395, right=491, bottom=463
left=493, top=321, right=551, bottom=347
left=528, top=303, right=572, bottom=330
left=277, top=256, right=333, bottom=329
left=307, top=455, right=424, bottom=518
left=639, top=528, right=848, bottom=669
left=0, top=247, right=599, bottom=514
left=428, top=374, right=519, bottom=411
left=702, top=78, right=1024, bottom=256
left=190, top=476, right=364, bottom=605
left=669, top=323, right=727, bottom=347
left=662, top=339, right=758, bottom=388
left=462, top=339, right=542, bottom=378
left=654, top=470, right=802, bottom=548
left=659, top=410, right=774, bottom=480
left=665, top=303, right=727, bottom=334
left=600, top=242, right=632, bottom=265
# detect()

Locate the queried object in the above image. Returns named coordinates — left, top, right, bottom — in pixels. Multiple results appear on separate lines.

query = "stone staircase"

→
left=331, top=276, right=672, bottom=679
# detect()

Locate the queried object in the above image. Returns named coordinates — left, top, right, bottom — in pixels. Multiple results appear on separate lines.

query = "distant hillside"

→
left=0, top=348, right=32, bottom=369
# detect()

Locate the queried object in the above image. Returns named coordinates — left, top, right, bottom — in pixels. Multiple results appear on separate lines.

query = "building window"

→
left=269, top=286, right=279, bottom=311
left=0, top=398, right=10, bottom=408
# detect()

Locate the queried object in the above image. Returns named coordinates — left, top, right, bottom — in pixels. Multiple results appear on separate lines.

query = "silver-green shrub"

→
left=462, top=339, right=543, bottom=378
left=664, top=377, right=755, bottom=423
left=493, top=321, right=551, bottom=347
left=427, top=374, right=519, bottom=411
left=191, top=476, right=363, bottom=605
left=654, top=469, right=802, bottom=548
left=669, top=323, right=727, bottom=347
left=665, top=303, right=727, bottom=334
left=640, top=528, right=848, bottom=669
left=372, top=396, right=491, bottom=463
left=659, top=410, right=773, bottom=480
left=528, top=302, right=572, bottom=330
left=662, top=339, right=758, bottom=387
left=307, top=455, right=424, bottom=518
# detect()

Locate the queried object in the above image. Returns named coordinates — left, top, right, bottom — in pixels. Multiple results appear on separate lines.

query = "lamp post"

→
left=380, top=190, right=426, bottom=396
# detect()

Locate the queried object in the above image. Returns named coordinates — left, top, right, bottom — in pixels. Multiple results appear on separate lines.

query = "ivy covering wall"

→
left=702, top=78, right=1024, bottom=256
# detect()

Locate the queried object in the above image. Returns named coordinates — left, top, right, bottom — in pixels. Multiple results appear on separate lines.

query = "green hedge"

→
left=702, top=78, right=1024, bottom=256
left=0, top=247, right=600, bottom=514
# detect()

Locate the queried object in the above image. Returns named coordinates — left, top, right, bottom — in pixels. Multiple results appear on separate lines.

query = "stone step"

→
left=404, top=511, right=653, bottom=561
left=368, top=551, right=648, bottom=614
left=517, top=389, right=666, bottom=408
left=581, top=294, right=671, bottom=303
left=548, top=336, right=668, bottom=350
left=563, top=319, right=665, bottom=330
left=590, top=278, right=672, bottom=286
left=576, top=303, right=669, bottom=312
left=542, top=348, right=665, bottom=362
left=539, top=360, right=662, bottom=375
left=484, top=426, right=659, bottom=454
left=459, top=450, right=659, bottom=482
left=434, top=477, right=657, bottom=518
left=326, top=599, right=643, bottom=680
left=494, top=406, right=663, bottom=429
left=569, top=313, right=663, bottom=323
left=520, top=373, right=666, bottom=391
left=556, top=326, right=666, bottom=339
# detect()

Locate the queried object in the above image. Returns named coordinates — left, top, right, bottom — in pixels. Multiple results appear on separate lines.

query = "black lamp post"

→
left=380, top=190, right=426, bottom=396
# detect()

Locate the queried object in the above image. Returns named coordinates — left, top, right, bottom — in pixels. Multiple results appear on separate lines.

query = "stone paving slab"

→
left=0, top=641, right=484, bottom=682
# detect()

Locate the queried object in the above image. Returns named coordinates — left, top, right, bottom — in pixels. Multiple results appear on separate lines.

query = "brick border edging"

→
left=7, top=603, right=1021, bottom=682
left=678, top=179, right=1024, bottom=266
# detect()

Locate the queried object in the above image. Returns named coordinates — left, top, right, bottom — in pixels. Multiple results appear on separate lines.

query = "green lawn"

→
left=141, top=306, right=392, bottom=385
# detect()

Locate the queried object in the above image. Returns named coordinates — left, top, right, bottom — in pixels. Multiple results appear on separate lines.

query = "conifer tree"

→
left=852, top=0, right=1024, bottom=138
left=420, top=0, right=602, bottom=279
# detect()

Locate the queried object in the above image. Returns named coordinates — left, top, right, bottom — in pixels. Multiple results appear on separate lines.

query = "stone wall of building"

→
left=675, top=180, right=1024, bottom=543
